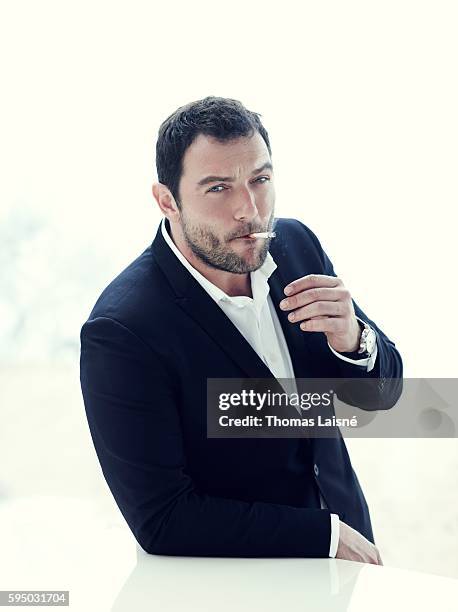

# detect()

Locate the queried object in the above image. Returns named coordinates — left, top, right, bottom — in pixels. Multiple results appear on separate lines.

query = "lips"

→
left=233, top=231, right=262, bottom=239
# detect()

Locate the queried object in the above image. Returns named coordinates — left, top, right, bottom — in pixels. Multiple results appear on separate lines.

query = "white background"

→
left=1, top=0, right=457, bottom=587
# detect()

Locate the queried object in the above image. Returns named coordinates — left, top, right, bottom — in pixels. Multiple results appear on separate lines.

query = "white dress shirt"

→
left=161, top=218, right=378, bottom=558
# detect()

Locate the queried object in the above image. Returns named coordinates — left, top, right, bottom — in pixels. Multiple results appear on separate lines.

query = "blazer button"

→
left=314, top=463, right=319, bottom=477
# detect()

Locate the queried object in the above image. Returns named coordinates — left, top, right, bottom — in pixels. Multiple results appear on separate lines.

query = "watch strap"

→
left=338, top=319, right=371, bottom=359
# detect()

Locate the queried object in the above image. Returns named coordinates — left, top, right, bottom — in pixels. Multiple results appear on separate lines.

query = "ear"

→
left=152, top=182, right=180, bottom=220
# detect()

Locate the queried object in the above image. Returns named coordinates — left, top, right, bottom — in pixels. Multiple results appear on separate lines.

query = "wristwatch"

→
left=356, top=319, right=377, bottom=358
left=340, top=318, right=377, bottom=359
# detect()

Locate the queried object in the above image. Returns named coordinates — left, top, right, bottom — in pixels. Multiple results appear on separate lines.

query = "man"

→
left=80, top=96, right=402, bottom=564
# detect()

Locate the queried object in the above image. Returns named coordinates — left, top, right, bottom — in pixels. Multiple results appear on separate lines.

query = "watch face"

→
left=366, top=329, right=376, bottom=354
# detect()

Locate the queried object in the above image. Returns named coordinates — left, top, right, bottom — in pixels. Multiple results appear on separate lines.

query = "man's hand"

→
left=336, top=520, right=383, bottom=565
left=280, top=274, right=361, bottom=353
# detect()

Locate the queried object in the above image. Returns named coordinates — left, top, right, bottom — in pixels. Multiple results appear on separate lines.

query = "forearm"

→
left=139, top=485, right=333, bottom=557
left=80, top=317, right=333, bottom=559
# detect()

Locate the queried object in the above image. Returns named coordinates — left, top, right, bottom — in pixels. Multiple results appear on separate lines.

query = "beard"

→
left=179, top=210, right=275, bottom=274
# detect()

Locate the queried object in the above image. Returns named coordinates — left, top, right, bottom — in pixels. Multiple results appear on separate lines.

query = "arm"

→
left=327, top=316, right=378, bottom=372
left=318, top=243, right=403, bottom=382
left=299, top=221, right=403, bottom=409
left=80, top=316, right=333, bottom=557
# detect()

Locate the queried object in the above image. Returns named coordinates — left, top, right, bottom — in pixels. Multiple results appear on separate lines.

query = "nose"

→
left=233, top=186, right=259, bottom=222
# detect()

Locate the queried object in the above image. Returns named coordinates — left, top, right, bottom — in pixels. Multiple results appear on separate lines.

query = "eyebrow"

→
left=196, top=161, right=273, bottom=187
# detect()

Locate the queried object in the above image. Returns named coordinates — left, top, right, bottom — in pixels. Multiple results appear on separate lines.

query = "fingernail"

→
left=284, top=285, right=293, bottom=295
left=280, top=299, right=289, bottom=309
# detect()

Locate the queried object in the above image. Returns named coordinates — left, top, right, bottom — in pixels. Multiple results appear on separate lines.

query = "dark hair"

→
left=155, top=96, right=272, bottom=209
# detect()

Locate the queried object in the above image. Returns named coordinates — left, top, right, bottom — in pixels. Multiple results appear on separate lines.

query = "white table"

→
left=0, top=496, right=456, bottom=611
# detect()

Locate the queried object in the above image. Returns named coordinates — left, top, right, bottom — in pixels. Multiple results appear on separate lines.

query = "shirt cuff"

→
left=329, top=513, right=340, bottom=558
left=327, top=317, right=378, bottom=372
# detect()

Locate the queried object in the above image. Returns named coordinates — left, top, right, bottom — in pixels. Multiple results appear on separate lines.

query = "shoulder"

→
left=271, top=217, right=326, bottom=263
left=81, top=244, right=167, bottom=336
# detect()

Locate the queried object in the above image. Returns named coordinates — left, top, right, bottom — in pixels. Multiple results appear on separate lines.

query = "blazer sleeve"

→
left=80, top=316, right=333, bottom=557
left=297, top=221, right=403, bottom=409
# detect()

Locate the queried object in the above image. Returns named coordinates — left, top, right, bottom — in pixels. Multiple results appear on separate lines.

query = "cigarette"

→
left=248, top=231, right=276, bottom=239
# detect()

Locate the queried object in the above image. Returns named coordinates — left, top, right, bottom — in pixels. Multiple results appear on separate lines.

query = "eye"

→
left=205, top=176, right=271, bottom=194
left=207, top=185, right=227, bottom=193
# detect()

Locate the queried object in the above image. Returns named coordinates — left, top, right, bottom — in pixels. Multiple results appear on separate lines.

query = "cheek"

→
left=260, top=197, right=275, bottom=219
left=183, top=201, right=223, bottom=230
left=199, top=202, right=233, bottom=228
left=261, top=186, right=275, bottom=206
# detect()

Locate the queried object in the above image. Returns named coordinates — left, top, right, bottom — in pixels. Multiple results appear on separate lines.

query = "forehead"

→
left=181, top=132, right=270, bottom=177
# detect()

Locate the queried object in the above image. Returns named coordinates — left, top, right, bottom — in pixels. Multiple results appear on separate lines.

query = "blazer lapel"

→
left=176, top=292, right=278, bottom=379
left=151, top=221, right=276, bottom=380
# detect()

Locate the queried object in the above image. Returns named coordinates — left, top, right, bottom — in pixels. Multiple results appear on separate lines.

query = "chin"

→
left=242, top=253, right=265, bottom=271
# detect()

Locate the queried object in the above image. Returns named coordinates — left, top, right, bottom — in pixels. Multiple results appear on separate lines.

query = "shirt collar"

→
left=160, top=218, right=277, bottom=308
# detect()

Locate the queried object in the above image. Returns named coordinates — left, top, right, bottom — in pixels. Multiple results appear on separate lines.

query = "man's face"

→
left=175, top=132, right=275, bottom=274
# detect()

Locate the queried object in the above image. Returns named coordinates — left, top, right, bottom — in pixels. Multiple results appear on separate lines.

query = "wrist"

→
left=338, top=319, right=363, bottom=354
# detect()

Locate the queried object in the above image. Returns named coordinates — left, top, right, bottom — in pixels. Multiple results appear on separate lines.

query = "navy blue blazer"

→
left=80, top=217, right=403, bottom=557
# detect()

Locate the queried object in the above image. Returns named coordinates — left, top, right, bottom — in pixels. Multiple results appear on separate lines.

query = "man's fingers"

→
left=337, top=521, right=384, bottom=566
left=284, top=274, right=341, bottom=296
left=280, top=286, right=345, bottom=310
left=300, top=316, right=347, bottom=334
left=286, top=301, right=344, bottom=323
left=370, top=547, right=383, bottom=566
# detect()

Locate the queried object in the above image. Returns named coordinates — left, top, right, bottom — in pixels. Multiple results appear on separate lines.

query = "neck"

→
left=199, top=264, right=252, bottom=298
